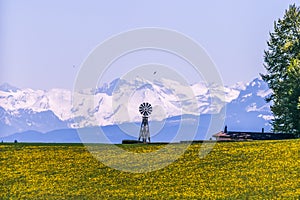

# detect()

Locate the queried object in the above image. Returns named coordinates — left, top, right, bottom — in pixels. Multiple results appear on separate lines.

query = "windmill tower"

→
left=138, top=102, right=152, bottom=143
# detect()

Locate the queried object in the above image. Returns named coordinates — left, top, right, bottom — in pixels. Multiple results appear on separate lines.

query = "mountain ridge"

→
left=0, top=77, right=273, bottom=141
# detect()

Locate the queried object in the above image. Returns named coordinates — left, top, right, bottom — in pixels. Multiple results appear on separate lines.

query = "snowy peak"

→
left=96, top=78, right=120, bottom=95
left=241, top=78, right=270, bottom=97
left=229, top=78, right=271, bottom=112
left=0, top=83, right=19, bottom=92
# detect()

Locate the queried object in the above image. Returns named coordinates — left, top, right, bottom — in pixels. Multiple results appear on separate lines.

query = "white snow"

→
left=242, top=93, right=253, bottom=98
left=257, top=89, right=272, bottom=98
left=246, top=103, right=270, bottom=112
left=258, top=114, right=274, bottom=121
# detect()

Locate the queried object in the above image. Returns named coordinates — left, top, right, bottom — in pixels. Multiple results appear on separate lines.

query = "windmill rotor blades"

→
left=139, top=102, right=152, bottom=116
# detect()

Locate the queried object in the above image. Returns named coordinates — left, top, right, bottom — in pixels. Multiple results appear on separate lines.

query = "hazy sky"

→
left=1, top=0, right=299, bottom=89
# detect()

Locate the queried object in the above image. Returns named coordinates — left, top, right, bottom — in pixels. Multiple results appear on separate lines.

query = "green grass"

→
left=1, top=140, right=299, bottom=199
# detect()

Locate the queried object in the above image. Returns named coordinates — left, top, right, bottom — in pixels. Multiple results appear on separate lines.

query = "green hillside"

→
left=1, top=140, right=299, bottom=199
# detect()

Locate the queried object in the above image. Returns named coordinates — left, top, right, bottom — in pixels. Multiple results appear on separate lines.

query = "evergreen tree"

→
left=261, top=4, right=300, bottom=137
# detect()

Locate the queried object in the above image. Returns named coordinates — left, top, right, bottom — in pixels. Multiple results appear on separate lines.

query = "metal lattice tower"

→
left=138, top=102, right=152, bottom=143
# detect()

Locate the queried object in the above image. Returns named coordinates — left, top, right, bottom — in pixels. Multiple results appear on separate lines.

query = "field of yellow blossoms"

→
left=1, top=139, right=299, bottom=199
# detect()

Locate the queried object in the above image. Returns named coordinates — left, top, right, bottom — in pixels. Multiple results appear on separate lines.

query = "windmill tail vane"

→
left=138, top=102, right=152, bottom=143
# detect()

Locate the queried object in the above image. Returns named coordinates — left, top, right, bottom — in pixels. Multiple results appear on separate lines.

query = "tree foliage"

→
left=261, top=4, right=300, bottom=137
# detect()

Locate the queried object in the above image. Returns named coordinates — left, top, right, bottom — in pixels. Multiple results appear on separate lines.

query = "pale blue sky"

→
left=0, top=0, right=299, bottom=89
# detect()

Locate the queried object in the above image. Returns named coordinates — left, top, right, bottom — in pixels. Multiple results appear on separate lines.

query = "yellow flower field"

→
left=0, top=140, right=299, bottom=199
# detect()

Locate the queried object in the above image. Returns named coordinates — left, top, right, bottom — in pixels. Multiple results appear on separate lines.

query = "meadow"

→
left=0, top=140, right=299, bottom=199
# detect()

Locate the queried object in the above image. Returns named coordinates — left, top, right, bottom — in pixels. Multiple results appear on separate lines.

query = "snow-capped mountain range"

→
left=0, top=77, right=273, bottom=141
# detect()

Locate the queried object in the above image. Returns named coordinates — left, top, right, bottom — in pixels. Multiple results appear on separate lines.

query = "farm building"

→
left=213, top=126, right=295, bottom=141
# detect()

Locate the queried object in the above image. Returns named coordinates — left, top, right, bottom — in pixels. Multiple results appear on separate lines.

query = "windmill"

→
left=138, top=102, right=152, bottom=143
